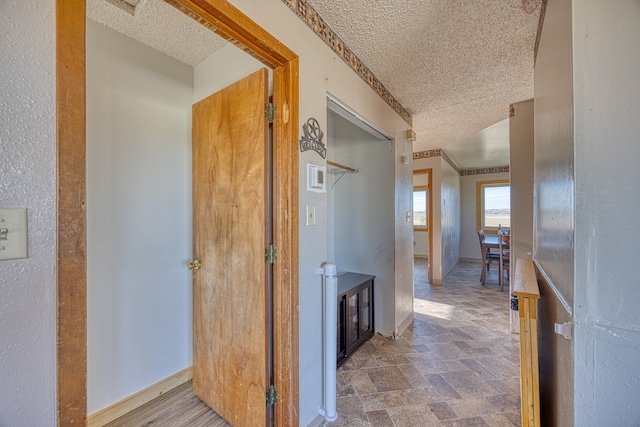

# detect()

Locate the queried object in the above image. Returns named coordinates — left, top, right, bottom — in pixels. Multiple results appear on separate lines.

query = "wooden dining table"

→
left=480, top=234, right=508, bottom=286
left=481, top=235, right=501, bottom=250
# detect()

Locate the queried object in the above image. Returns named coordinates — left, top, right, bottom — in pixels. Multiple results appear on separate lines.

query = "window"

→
left=477, top=180, right=510, bottom=232
left=413, top=186, right=428, bottom=230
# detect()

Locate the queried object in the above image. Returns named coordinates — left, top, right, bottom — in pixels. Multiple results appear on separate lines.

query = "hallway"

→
left=331, top=259, right=521, bottom=426
left=105, top=259, right=521, bottom=426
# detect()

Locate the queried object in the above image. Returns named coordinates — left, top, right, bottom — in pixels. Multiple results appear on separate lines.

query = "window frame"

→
left=476, top=179, right=510, bottom=234
left=413, top=185, right=429, bottom=231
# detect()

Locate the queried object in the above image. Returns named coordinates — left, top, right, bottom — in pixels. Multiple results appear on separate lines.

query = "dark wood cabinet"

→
left=336, top=273, right=374, bottom=367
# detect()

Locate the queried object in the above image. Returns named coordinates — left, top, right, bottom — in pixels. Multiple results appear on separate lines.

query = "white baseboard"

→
left=397, top=312, right=414, bottom=336
left=308, top=413, right=327, bottom=427
left=87, top=366, right=193, bottom=427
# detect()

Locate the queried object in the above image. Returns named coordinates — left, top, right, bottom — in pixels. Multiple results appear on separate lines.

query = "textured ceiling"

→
left=307, top=0, right=539, bottom=163
left=88, top=0, right=540, bottom=169
left=87, top=0, right=226, bottom=66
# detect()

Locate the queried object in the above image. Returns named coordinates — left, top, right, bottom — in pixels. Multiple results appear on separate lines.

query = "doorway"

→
left=413, top=169, right=433, bottom=283
left=56, top=1, right=299, bottom=425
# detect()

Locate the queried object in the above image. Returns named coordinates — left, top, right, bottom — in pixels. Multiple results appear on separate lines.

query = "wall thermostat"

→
left=307, top=163, right=326, bottom=193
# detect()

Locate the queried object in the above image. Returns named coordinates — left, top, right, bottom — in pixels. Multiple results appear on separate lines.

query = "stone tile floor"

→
left=330, top=259, right=521, bottom=426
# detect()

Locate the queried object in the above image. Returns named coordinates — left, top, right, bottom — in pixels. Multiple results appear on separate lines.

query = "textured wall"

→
left=0, top=1, right=57, bottom=424
left=394, top=138, right=415, bottom=332
left=440, top=159, right=460, bottom=279
left=533, top=0, right=575, bottom=423
left=533, top=0, right=575, bottom=307
left=573, top=0, right=640, bottom=424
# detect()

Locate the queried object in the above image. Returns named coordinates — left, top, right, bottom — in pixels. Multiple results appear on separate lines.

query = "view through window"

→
left=477, top=180, right=510, bottom=231
left=413, top=188, right=428, bottom=230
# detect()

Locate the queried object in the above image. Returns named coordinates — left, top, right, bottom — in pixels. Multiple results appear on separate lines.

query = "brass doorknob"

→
left=188, top=259, right=201, bottom=271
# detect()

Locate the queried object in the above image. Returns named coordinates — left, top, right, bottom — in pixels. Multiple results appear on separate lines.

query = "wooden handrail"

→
left=513, top=258, right=541, bottom=427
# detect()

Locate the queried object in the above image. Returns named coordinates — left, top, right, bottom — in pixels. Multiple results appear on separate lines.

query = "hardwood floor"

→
left=104, top=382, right=229, bottom=427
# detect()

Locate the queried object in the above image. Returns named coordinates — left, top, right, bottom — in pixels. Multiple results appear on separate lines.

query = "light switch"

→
left=306, top=205, right=316, bottom=226
left=0, top=208, right=28, bottom=261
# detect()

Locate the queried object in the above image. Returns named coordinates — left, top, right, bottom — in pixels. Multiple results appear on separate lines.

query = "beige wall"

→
left=509, top=100, right=534, bottom=272
left=572, top=0, right=640, bottom=424
left=509, top=99, right=534, bottom=331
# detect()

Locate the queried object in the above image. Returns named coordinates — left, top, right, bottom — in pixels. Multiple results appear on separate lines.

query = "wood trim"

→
left=514, top=259, right=541, bottom=427
left=87, top=368, right=193, bottom=427
left=534, top=0, right=549, bottom=65
left=57, top=0, right=299, bottom=426
left=476, top=179, right=510, bottom=234
left=272, top=58, right=300, bottom=427
left=164, top=0, right=296, bottom=68
left=56, top=0, right=87, bottom=425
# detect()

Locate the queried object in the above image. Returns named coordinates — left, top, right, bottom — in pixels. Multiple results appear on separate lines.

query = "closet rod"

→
left=327, top=160, right=358, bottom=173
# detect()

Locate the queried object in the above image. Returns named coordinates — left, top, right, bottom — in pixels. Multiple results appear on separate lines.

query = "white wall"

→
left=86, top=20, right=194, bottom=413
left=440, top=159, right=461, bottom=278
left=0, top=1, right=57, bottom=424
left=194, top=43, right=264, bottom=102
left=572, top=0, right=640, bottom=424
left=328, top=113, right=396, bottom=335
left=459, top=172, right=510, bottom=260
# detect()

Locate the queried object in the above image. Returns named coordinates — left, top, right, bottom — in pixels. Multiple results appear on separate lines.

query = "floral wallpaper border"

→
left=413, top=149, right=509, bottom=176
left=279, top=0, right=413, bottom=126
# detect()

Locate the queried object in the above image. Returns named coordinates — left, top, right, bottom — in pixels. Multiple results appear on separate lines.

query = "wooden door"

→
left=192, top=69, right=270, bottom=426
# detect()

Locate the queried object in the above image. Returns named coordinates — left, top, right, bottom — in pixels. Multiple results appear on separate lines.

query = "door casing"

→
left=56, top=0, right=299, bottom=425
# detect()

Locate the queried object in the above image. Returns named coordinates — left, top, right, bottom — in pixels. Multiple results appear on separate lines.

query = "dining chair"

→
left=477, top=230, right=500, bottom=286
left=498, top=233, right=510, bottom=292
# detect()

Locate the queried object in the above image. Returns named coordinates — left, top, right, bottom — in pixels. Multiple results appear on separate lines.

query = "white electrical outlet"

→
left=0, top=208, right=28, bottom=260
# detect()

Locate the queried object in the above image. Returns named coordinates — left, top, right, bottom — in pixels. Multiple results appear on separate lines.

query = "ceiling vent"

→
left=104, top=0, right=144, bottom=16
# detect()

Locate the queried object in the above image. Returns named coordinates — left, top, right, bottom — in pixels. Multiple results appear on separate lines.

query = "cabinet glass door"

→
left=360, top=286, right=370, bottom=335
left=348, top=292, right=359, bottom=344
left=337, top=295, right=346, bottom=363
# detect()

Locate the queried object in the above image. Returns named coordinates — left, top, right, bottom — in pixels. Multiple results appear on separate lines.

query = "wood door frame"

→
left=413, top=169, right=433, bottom=283
left=56, top=0, right=299, bottom=425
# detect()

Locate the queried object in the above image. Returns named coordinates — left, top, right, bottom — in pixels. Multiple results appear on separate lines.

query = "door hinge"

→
left=266, top=385, right=278, bottom=406
left=265, top=103, right=277, bottom=123
left=265, top=244, right=277, bottom=264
